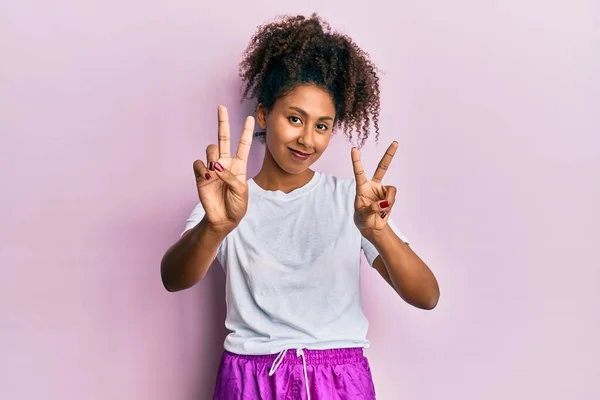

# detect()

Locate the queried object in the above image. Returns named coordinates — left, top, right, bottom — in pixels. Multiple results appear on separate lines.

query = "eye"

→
left=289, top=116, right=302, bottom=125
left=316, top=124, right=329, bottom=131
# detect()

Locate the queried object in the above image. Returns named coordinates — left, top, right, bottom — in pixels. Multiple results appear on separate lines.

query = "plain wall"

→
left=1, top=0, right=599, bottom=399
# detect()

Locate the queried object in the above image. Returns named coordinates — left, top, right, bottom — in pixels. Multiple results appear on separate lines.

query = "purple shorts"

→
left=213, top=348, right=377, bottom=399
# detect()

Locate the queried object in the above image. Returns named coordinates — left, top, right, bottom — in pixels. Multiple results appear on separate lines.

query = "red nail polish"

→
left=379, top=200, right=389, bottom=208
left=208, top=161, right=215, bottom=171
left=380, top=212, right=387, bottom=219
left=214, top=162, right=224, bottom=172
left=204, top=173, right=211, bottom=180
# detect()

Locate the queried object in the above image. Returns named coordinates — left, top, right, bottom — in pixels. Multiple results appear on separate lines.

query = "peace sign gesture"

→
left=351, top=141, right=399, bottom=237
left=193, top=106, right=255, bottom=232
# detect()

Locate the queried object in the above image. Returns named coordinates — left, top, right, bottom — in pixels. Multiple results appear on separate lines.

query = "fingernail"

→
left=379, top=200, right=389, bottom=208
left=380, top=212, right=387, bottom=219
left=214, top=162, right=224, bottom=172
left=208, top=161, right=215, bottom=171
left=204, top=173, right=211, bottom=180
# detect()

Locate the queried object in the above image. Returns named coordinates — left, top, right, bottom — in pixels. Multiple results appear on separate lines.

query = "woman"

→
left=161, top=13, right=440, bottom=400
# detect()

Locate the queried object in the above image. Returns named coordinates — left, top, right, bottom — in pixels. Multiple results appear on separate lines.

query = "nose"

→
left=297, top=126, right=315, bottom=149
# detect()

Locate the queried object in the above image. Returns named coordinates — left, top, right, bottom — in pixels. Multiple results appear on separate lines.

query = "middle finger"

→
left=218, top=105, right=231, bottom=158
left=372, top=141, right=398, bottom=183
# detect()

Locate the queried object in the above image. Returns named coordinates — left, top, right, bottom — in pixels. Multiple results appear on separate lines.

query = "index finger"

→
left=372, top=141, right=398, bottom=183
left=235, top=116, right=255, bottom=163
left=351, top=147, right=367, bottom=187
left=218, top=105, right=231, bottom=158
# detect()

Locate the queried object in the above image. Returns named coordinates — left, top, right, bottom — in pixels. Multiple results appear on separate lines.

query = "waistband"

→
left=222, top=347, right=365, bottom=366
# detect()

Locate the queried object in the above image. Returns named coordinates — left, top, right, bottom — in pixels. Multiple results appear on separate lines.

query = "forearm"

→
left=367, top=225, right=440, bottom=309
left=160, top=217, right=230, bottom=292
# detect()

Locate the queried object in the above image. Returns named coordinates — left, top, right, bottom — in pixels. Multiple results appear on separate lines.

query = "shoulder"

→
left=313, top=172, right=356, bottom=207
left=316, top=172, right=356, bottom=193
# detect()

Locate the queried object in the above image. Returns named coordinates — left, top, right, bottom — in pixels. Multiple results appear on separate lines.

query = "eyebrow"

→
left=289, top=106, right=334, bottom=122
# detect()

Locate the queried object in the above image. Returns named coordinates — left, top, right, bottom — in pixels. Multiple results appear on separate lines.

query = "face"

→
left=257, top=84, right=336, bottom=175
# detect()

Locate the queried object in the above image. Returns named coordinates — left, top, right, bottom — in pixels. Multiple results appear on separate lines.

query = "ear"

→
left=256, top=104, right=267, bottom=130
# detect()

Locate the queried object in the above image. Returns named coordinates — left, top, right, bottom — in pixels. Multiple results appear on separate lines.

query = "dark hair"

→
left=239, top=13, right=381, bottom=147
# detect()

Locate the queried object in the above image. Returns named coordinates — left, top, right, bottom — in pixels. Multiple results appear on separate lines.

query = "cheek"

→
left=316, top=133, right=332, bottom=152
left=267, top=120, right=298, bottom=146
left=265, top=124, right=291, bottom=155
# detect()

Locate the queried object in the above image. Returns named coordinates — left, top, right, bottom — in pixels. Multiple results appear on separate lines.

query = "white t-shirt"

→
left=183, top=171, right=408, bottom=355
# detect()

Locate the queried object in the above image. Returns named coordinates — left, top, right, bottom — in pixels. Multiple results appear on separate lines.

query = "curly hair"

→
left=239, top=13, right=381, bottom=147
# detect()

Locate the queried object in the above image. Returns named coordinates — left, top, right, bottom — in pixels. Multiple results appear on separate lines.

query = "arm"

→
left=160, top=217, right=230, bottom=292
left=161, top=106, right=255, bottom=292
left=368, top=226, right=439, bottom=310
left=351, top=141, right=439, bottom=310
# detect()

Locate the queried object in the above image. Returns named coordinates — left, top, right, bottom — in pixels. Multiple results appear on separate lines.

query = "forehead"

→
left=276, top=84, right=336, bottom=115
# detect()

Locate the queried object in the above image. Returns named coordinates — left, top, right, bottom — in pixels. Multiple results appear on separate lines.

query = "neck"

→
left=252, top=147, right=315, bottom=193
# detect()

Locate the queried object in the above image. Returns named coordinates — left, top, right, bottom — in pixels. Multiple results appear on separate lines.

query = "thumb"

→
left=382, top=185, right=397, bottom=210
left=213, top=162, right=245, bottom=194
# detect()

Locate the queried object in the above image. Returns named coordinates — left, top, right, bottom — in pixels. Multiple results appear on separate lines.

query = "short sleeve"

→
left=361, top=217, right=409, bottom=266
left=180, top=202, right=227, bottom=265
left=181, top=202, right=206, bottom=236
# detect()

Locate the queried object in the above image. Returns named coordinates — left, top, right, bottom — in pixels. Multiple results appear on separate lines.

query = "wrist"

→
left=361, top=223, right=393, bottom=243
left=198, top=217, right=236, bottom=239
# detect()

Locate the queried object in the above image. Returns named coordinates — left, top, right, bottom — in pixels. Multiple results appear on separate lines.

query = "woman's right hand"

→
left=193, top=105, right=255, bottom=233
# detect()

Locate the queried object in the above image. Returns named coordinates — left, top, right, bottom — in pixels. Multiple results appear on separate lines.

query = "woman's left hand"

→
left=351, top=141, right=399, bottom=238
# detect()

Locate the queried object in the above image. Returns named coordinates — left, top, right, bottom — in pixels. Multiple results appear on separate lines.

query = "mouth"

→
left=288, top=148, right=312, bottom=160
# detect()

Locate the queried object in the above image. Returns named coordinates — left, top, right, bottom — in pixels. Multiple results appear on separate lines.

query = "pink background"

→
left=1, top=1, right=599, bottom=399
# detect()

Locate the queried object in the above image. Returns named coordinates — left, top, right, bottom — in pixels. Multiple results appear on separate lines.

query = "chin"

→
left=280, top=163, right=311, bottom=175
left=278, top=156, right=315, bottom=175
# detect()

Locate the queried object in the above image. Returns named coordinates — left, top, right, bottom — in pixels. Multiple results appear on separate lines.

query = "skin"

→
left=252, top=84, right=335, bottom=192
left=160, top=83, right=440, bottom=310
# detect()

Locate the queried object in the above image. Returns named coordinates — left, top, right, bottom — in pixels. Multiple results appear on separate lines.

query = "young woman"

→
left=161, top=14, right=439, bottom=400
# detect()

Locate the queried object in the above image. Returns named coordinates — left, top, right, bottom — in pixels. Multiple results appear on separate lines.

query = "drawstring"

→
left=267, top=349, right=288, bottom=376
left=268, top=348, right=311, bottom=400
left=297, top=349, right=310, bottom=400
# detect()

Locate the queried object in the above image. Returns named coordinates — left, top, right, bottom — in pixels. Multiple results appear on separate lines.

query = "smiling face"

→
left=256, top=84, right=336, bottom=176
